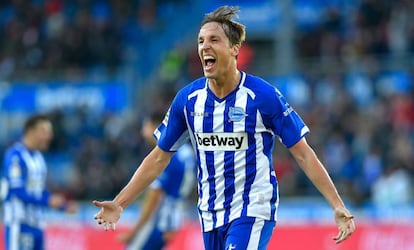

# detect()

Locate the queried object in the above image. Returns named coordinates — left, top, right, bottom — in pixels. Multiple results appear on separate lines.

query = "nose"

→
left=200, top=41, right=211, bottom=50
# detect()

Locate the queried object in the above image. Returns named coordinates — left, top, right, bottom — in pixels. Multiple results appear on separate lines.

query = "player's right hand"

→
left=48, top=194, right=66, bottom=209
left=93, top=200, right=123, bottom=231
left=65, top=200, right=79, bottom=214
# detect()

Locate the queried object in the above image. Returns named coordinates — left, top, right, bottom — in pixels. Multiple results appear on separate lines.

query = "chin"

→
left=203, top=71, right=215, bottom=79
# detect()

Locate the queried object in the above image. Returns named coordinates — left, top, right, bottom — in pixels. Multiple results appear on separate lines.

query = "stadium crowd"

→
left=1, top=0, right=413, bottom=208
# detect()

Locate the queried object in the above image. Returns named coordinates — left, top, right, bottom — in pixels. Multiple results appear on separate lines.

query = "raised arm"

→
left=288, top=137, right=355, bottom=244
left=93, top=146, right=173, bottom=230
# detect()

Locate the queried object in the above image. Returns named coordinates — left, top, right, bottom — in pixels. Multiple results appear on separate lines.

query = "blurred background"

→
left=0, top=0, right=413, bottom=249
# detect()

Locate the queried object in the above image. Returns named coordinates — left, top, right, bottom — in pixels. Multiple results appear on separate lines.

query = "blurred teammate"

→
left=93, top=5, right=355, bottom=250
left=2, top=114, right=78, bottom=250
left=117, top=112, right=196, bottom=250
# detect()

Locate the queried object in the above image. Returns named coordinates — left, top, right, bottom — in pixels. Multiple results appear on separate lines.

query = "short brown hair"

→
left=24, top=114, right=50, bottom=133
left=201, top=5, right=246, bottom=46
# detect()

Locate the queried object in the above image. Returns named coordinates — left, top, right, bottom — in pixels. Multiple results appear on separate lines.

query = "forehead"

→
left=34, top=120, right=52, bottom=131
left=198, top=22, right=226, bottom=38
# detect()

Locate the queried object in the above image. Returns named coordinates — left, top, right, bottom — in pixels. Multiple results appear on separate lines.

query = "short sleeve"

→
left=267, top=87, right=310, bottom=148
left=155, top=89, right=190, bottom=152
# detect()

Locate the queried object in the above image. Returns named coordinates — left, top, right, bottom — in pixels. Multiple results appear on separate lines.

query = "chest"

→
left=21, top=151, right=47, bottom=192
left=188, top=92, right=258, bottom=133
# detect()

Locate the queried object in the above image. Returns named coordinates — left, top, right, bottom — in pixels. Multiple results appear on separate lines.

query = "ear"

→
left=231, top=44, right=241, bottom=57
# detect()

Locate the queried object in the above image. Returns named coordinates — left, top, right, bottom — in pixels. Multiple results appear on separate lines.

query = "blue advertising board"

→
left=0, top=81, right=128, bottom=113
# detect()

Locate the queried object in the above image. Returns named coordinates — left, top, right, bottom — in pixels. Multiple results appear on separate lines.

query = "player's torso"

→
left=184, top=74, right=278, bottom=226
left=3, top=144, right=47, bottom=226
left=18, top=145, right=47, bottom=198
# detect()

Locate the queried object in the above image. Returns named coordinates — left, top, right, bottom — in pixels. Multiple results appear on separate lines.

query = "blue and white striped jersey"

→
left=155, top=71, right=309, bottom=232
left=150, top=142, right=196, bottom=232
left=127, top=143, right=196, bottom=250
left=2, top=142, right=50, bottom=229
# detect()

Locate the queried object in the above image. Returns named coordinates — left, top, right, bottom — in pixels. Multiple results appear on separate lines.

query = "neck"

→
left=23, top=136, right=36, bottom=151
left=208, top=70, right=241, bottom=99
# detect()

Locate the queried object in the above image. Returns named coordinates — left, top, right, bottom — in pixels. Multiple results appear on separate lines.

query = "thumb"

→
left=92, top=200, right=104, bottom=207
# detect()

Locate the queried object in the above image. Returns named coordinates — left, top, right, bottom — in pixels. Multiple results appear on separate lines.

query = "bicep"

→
left=151, top=146, right=174, bottom=165
left=288, top=137, right=315, bottom=165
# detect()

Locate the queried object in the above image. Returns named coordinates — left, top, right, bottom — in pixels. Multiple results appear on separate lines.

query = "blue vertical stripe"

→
left=187, top=96, right=205, bottom=222
left=263, top=133, right=278, bottom=220
left=241, top=114, right=257, bottom=216
left=204, top=94, right=217, bottom=228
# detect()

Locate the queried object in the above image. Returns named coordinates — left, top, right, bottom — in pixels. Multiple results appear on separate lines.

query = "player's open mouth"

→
left=204, top=56, right=216, bottom=70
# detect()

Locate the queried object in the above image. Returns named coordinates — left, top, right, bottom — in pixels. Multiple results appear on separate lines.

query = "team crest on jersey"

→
left=228, top=107, right=247, bottom=122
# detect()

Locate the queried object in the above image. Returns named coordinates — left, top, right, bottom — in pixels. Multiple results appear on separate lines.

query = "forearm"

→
left=113, top=147, right=171, bottom=209
left=290, top=139, right=345, bottom=209
left=298, top=152, right=345, bottom=209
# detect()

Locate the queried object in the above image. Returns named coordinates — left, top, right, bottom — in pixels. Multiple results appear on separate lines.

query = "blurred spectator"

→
left=372, top=162, right=412, bottom=208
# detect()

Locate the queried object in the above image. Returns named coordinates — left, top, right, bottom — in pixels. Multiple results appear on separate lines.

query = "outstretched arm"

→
left=289, top=137, right=355, bottom=244
left=93, top=146, right=173, bottom=230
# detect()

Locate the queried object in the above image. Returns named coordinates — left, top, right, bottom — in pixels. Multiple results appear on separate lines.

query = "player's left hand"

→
left=93, top=200, right=123, bottom=231
left=333, top=207, right=355, bottom=244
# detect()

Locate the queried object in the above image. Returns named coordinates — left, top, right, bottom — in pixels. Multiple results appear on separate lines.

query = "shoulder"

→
left=3, top=143, right=25, bottom=172
left=242, top=73, right=280, bottom=97
left=175, top=77, right=207, bottom=100
left=241, top=73, right=284, bottom=106
left=4, top=143, right=22, bottom=159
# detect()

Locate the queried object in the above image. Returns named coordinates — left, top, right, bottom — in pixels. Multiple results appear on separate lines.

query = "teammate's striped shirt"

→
left=155, top=71, right=309, bottom=232
left=2, top=142, right=50, bottom=228
left=150, top=142, right=196, bottom=232
left=127, top=143, right=196, bottom=250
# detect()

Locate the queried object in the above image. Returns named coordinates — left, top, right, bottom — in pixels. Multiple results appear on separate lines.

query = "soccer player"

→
left=93, top=5, right=355, bottom=250
left=116, top=112, right=196, bottom=250
left=2, top=114, right=78, bottom=250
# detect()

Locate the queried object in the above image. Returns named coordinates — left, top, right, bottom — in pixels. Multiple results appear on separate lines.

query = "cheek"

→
left=197, top=49, right=203, bottom=62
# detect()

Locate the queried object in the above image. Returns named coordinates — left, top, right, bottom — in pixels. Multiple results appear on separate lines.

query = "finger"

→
left=337, top=232, right=349, bottom=244
left=336, top=229, right=352, bottom=244
left=111, top=222, right=116, bottom=231
left=333, top=229, right=342, bottom=240
left=93, top=213, right=101, bottom=220
left=335, top=232, right=344, bottom=244
left=92, top=200, right=103, bottom=207
left=104, top=222, right=109, bottom=231
left=334, top=230, right=345, bottom=241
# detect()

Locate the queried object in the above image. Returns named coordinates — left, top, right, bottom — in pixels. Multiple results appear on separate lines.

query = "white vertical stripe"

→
left=213, top=101, right=226, bottom=226
left=10, top=221, right=20, bottom=250
left=246, top=219, right=265, bottom=250
left=193, top=85, right=213, bottom=230
left=247, top=111, right=274, bottom=219
left=127, top=216, right=156, bottom=250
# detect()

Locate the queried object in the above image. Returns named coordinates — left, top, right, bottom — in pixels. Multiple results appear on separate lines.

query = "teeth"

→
left=203, top=56, right=215, bottom=60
